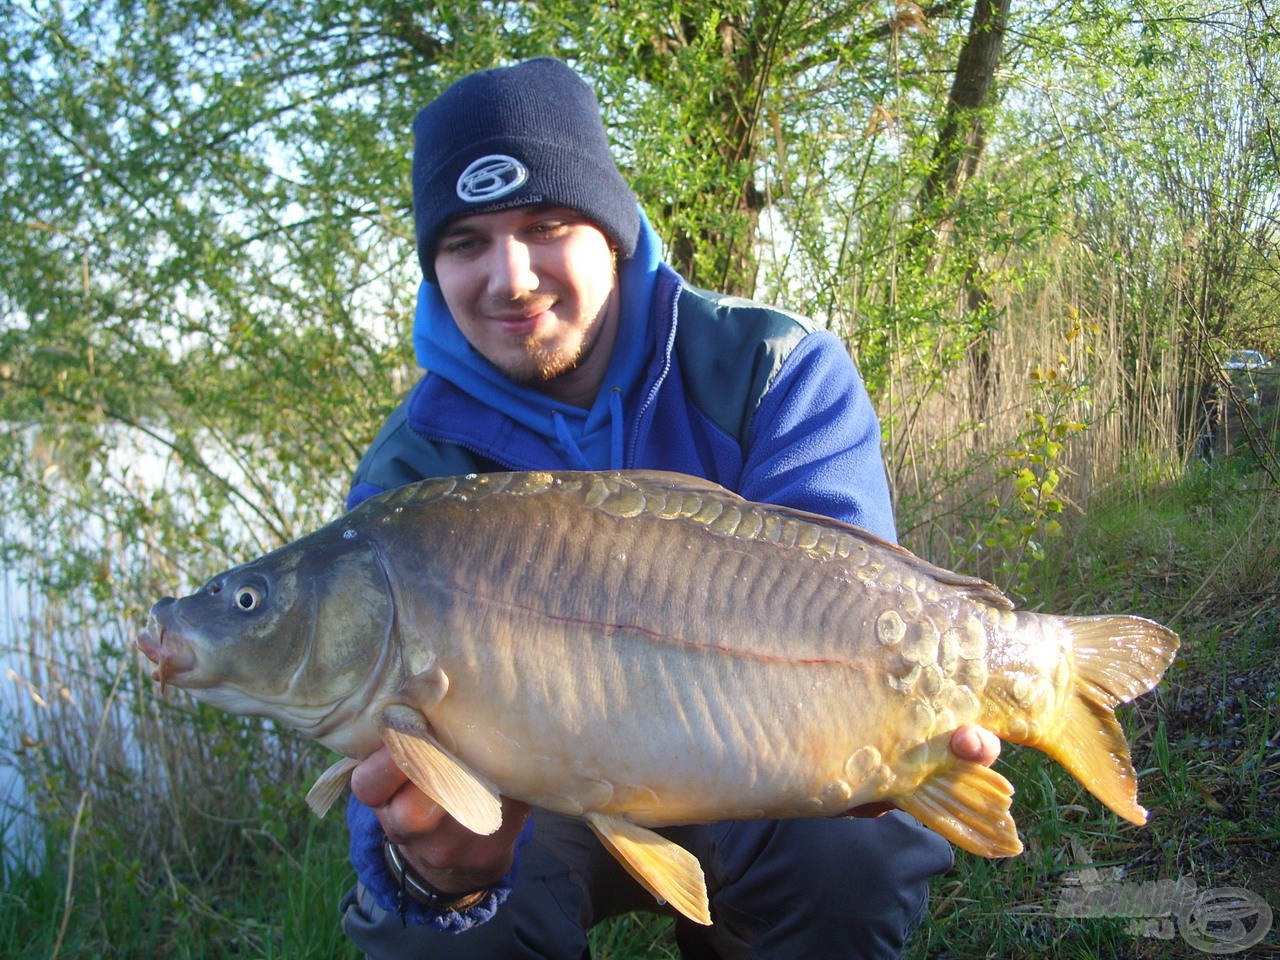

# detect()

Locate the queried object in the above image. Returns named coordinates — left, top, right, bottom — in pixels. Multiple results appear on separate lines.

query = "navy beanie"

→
left=412, top=58, right=640, bottom=283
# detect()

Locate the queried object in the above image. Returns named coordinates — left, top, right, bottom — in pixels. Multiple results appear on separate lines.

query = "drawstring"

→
left=552, top=411, right=592, bottom=470
left=608, top=387, right=624, bottom=470
left=550, top=388, right=627, bottom=471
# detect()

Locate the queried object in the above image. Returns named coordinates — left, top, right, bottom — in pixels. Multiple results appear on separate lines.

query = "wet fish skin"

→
left=138, top=469, right=1180, bottom=926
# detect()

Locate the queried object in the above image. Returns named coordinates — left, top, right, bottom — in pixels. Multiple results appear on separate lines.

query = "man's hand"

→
left=844, top=724, right=1001, bottom=818
left=351, top=746, right=532, bottom=895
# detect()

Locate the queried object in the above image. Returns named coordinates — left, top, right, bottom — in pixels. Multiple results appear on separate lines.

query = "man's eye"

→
left=442, top=236, right=481, bottom=255
left=530, top=220, right=570, bottom=239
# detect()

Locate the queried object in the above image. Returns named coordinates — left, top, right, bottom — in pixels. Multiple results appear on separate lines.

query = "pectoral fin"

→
left=895, top=760, right=1023, bottom=858
left=585, top=812, right=711, bottom=926
left=379, top=706, right=502, bottom=836
left=306, top=756, right=359, bottom=817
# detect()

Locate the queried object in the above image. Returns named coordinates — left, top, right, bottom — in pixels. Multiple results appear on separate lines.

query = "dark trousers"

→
left=341, top=809, right=953, bottom=960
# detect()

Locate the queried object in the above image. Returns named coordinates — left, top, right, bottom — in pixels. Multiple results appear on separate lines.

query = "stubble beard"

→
left=507, top=333, right=588, bottom=386
left=502, top=295, right=612, bottom=389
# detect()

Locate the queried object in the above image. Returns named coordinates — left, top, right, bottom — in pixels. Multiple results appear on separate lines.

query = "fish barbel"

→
left=138, top=470, right=1179, bottom=925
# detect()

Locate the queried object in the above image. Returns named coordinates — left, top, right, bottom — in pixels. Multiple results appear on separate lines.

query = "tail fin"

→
left=1034, top=616, right=1179, bottom=824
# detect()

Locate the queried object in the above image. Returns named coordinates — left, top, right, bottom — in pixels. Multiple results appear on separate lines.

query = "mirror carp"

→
left=139, top=469, right=1179, bottom=926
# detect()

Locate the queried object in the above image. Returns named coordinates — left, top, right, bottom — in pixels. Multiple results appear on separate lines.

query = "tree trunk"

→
left=914, top=0, right=1011, bottom=420
left=919, top=0, right=1010, bottom=222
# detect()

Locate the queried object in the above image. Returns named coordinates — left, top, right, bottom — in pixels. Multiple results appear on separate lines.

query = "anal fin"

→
left=306, top=756, right=359, bottom=817
left=380, top=707, right=502, bottom=836
left=585, top=812, right=711, bottom=926
left=896, top=760, right=1023, bottom=858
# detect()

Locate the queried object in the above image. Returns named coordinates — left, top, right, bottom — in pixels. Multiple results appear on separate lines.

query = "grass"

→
left=3, top=457, right=1277, bottom=958
left=900, top=459, right=1280, bottom=959
left=0, top=775, right=361, bottom=959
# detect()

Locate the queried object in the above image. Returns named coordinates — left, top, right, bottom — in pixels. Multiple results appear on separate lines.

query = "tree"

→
left=5, top=0, right=1279, bottom=949
left=1011, top=0, right=1280, bottom=465
left=540, top=0, right=970, bottom=296
left=0, top=0, right=994, bottom=573
left=915, top=0, right=1011, bottom=420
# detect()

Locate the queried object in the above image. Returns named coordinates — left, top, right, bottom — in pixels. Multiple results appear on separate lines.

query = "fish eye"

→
left=233, top=585, right=263, bottom=612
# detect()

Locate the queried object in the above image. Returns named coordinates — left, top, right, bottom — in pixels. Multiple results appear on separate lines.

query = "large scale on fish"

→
left=139, top=469, right=1179, bottom=926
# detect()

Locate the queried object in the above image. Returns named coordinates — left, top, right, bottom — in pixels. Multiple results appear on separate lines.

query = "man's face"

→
left=433, top=206, right=620, bottom=407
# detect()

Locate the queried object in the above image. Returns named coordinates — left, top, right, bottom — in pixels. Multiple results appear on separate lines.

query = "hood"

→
left=410, top=205, right=662, bottom=471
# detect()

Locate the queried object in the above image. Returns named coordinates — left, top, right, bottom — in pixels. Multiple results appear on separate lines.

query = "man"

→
left=340, top=57, right=1000, bottom=959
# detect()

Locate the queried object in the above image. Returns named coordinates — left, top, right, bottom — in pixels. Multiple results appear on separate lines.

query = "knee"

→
left=707, top=814, right=953, bottom=957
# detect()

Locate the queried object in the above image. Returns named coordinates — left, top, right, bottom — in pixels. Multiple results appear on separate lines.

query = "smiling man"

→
left=340, top=57, right=999, bottom=960
left=432, top=206, right=621, bottom=405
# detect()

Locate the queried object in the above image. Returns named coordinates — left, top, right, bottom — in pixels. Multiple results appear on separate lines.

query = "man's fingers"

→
left=397, top=798, right=533, bottom=894
left=349, top=746, right=411, bottom=808
left=951, top=724, right=1001, bottom=766
left=380, top=792, right=447, bottom=844
left=842, top=726, right=1000, bottom=819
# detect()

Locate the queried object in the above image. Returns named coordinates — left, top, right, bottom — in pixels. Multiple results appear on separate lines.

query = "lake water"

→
left=0, top=428, right=189, bottom=877
left=1, top=419, right=360, bottom=885
left=0, top=425, right=340, bottom=882
left=1, top=562, right=42, bottom=873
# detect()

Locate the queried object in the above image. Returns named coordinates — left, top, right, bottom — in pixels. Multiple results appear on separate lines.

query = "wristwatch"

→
left=382, top=838, right=493, bottom=913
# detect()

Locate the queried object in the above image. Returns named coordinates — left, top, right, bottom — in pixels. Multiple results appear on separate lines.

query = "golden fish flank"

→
left=138, top=469, right=1180, bottom=929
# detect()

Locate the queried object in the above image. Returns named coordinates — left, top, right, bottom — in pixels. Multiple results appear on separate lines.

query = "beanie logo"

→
left=456, top=155, right=528, bottom=204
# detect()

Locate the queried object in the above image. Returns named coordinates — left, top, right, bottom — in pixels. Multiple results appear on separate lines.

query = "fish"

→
left=138, top=469, right=1179, bottom=926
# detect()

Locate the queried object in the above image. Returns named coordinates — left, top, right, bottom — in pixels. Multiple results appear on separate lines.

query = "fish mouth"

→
left=137, top=606, right=197, bottom=690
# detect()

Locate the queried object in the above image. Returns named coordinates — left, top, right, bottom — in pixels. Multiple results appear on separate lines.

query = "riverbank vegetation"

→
left=4, top=459, right=1275, bottom=958
left=2, top=2, right=1277, bottom=956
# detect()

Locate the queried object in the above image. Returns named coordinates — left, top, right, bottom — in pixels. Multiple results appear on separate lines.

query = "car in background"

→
left=1223, top=349, right=1271, bottom=370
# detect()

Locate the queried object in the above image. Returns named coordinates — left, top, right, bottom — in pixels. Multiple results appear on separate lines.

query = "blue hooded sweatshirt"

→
left=344, top=209, right=898, bottom=931
left=348, top=209, right=894, bottom=539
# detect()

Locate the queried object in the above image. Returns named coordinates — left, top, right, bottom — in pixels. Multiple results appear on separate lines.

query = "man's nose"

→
left=486, top=236, right=538, bottom=299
